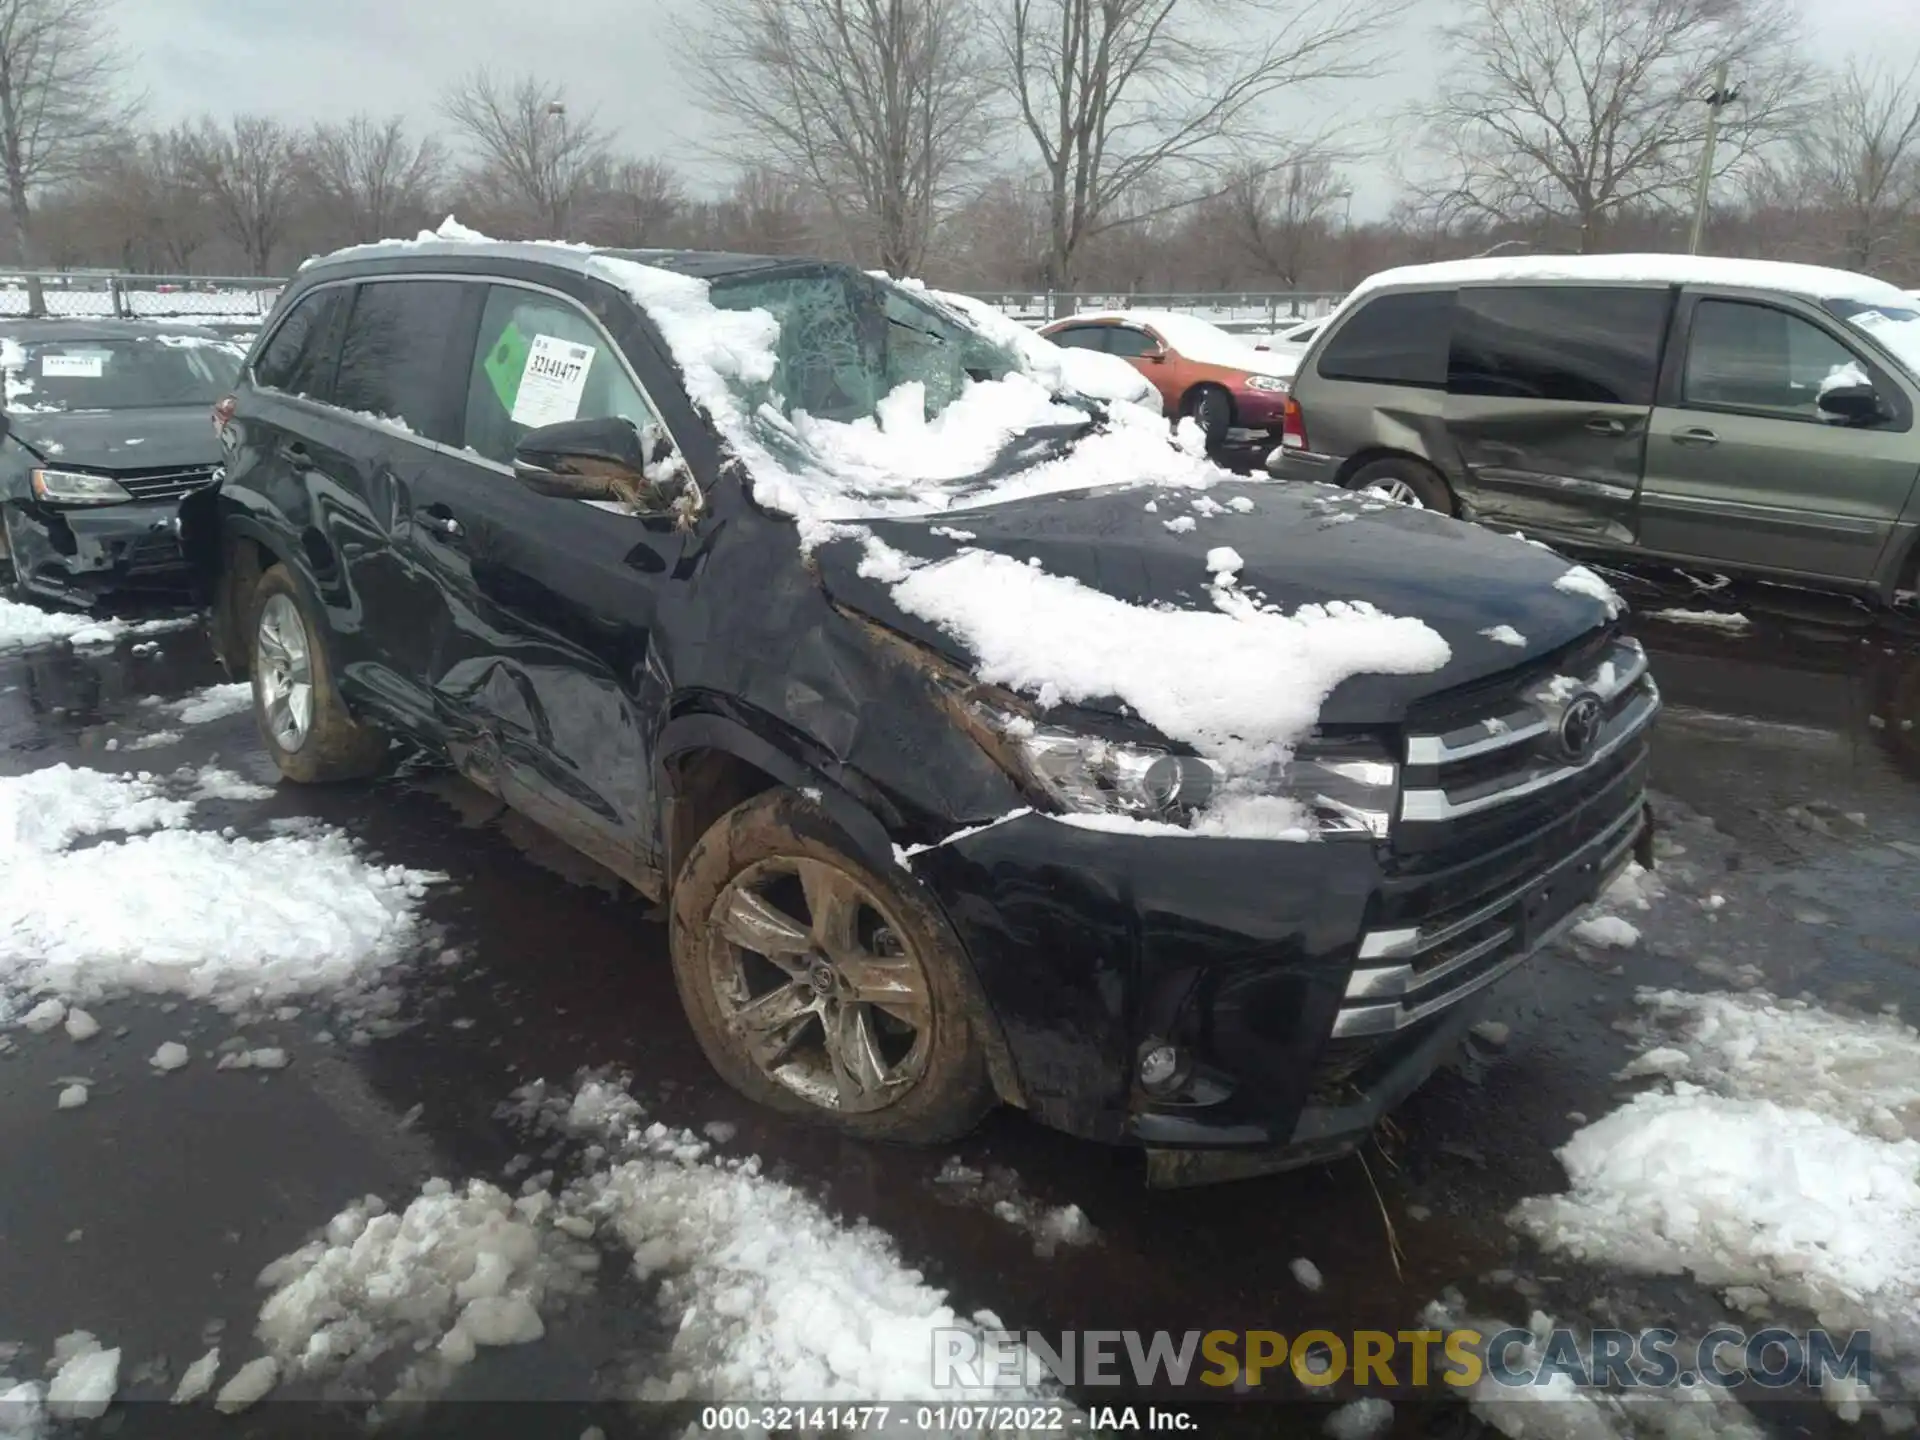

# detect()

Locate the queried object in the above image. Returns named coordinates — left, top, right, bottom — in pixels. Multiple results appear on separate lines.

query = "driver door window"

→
left=462, top=286, right=660, bottom=465
left=1683, top=300, right=1868, bottom=422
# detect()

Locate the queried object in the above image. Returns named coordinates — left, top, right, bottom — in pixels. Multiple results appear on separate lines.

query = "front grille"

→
left=112, top=466, right=218, bottom=501
left=1322, top=631, right=1660, bottom=1040
left=1398, top=634, right=1657, bottom=823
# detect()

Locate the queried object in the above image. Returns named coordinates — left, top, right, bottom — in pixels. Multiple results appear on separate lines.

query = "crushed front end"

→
left=911, top=630, right=1659, bottom=1186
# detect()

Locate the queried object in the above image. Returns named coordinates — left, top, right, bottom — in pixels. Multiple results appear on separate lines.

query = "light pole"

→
left=1688, top=64, right=1739, bottom=255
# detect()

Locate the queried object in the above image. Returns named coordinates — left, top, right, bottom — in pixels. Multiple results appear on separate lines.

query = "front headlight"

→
left=992, top=712, right=1396, bottom=839
left=31, top=468, right=133, bottom=505
left=1244, top=375, right=1290, bottom=393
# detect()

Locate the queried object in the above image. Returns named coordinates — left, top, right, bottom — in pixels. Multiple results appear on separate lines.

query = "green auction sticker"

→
left=484, top=321, right=530, bottom=414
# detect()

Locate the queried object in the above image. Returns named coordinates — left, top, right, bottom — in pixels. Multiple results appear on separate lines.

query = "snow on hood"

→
left=1065, top=309, right=1297, bottom=378
left=865, top=535, right=1451, bottom=773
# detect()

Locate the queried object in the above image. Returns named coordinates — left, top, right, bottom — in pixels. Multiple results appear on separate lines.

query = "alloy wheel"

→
left=255, top=592, right=314, bottom=752
left=705, top=855, right=934, bottom=1112
left=1362, top=478, right=1425, bottom=508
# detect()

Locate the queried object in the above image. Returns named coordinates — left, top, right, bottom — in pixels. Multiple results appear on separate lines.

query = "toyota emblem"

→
left=1558, top=693, right=1604, bottom=761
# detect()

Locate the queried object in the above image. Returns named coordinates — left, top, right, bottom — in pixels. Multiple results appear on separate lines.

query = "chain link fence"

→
left=1, top=271, right=1346, bottom=342
left=1, top=271, right=283, bottom=333
left=963, top=290, right=1349, bottom=334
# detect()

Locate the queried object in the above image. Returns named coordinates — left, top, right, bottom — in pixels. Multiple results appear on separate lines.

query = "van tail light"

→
left=1281, top=395, right=1308, bottom=450
left=212, top=395, right=238, bottom=451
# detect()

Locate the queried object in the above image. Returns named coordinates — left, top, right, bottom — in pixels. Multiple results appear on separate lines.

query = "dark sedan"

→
left=0, top=318, right=244, bottom=605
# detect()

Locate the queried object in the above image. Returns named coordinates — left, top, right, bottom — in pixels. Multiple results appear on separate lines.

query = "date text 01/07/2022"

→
left=693, top=1405, right=1197, bottom=1431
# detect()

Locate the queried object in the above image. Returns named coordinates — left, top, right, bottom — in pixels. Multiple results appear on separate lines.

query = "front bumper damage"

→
left=911, top=787, right=1653, bottom=1188
left=3, top=499, right=190, bottom=602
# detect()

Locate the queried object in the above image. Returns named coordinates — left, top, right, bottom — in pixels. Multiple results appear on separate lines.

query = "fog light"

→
left=1138, top=1042, right=1183, bottom=1094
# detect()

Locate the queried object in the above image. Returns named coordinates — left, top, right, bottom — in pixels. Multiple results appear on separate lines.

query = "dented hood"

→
left=815, top=481, right=1615, bottom=726
left=6, top=407, right=221, bottom=472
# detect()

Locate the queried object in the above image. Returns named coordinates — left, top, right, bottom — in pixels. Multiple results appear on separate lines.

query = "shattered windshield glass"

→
left=708, top=269, right=1023, bottom=426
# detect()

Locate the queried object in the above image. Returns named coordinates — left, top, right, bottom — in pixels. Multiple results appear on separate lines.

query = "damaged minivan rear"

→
left=183, top=230, right=1658, bottom=1183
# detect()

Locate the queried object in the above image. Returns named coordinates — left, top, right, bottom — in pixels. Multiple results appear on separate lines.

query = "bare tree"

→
left=57, top=127, right=208, bottom=271
left=185, top=115, right=302, bottom=273
left=439, top=71, right=611, bottom=235
left=577, top=156, right=685, bottom=247
left=1225, top=156, right=1346, bottom=289
left=1787, top=58, right=1920, bottom=273
left=1415, top=0, right=1809, bottom=252
left=684, top=0, right=992, bottom=275
left=305, top=114, right=445, bottom=244
left=0, top=0, right=135, bottom=307
left=991, top=0, right=1392, bottom=305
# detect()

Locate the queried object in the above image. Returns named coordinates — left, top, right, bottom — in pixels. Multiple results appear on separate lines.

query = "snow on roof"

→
left=1350, top=252, right=1911, bottom=307
left=1059, top=309, right=1295, bottom=377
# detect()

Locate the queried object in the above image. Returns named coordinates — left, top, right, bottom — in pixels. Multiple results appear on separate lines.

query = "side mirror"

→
left=1818, top=382, right=1886, bottom=426
left=1145, top=346, right=1167, bottom=364
left=511, top=416, right=699, bottom=520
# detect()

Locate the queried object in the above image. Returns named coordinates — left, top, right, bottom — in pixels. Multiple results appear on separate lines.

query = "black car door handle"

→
left=1584, top=416, right=1629, bottom=436
left=418, top=509, right=465, bottom=540
left=1672, top=427, right=1719, bottom=447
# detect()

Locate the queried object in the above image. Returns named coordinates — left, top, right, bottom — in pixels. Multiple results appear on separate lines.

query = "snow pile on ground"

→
left=509, top=1073, right=1060, bottom=1403
left=930, top=1158, right=1098, bottom=1259
left=1645, top=609, right=1751, bottom=633
left=0, top=599, right=191, bottom=656
left=1570, top=915, right=1640, bottom=949
left=1420, top=1297, right=1764, bottom=1440
left=0, top=763, right=441, bottom=1018
left=1513, top=990, right=1920, bottom=1386
left=1622, top=988, right=1920, bottom=1142
left=162, top=683, right=253, bottom=725
left=44, top=1334, right=118, bottom=1421
left=873, top=541, right=1449, bottom=774
left=252, top=1177, right=588, bottom=1399
left=1323, top=1396, right=1394, bottom=1440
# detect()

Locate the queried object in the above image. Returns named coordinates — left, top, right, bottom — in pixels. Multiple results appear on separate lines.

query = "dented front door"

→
left=399, top=283, right=690, bottom=883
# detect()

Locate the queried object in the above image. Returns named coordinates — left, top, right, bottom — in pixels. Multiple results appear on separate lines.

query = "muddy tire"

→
left=1182, top=384, right=1234, bottom=446
left=246, top=563, right=387, bottom=783
left=669, top=789, right=994, bottom=1143
left=1346, top=456, right=1454, bottom=513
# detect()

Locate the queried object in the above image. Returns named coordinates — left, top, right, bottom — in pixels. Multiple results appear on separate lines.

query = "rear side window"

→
left=331, top=280, right=475, bottom=443
left=1449, top=286, right=1669, bottom=406
left=252, top=288, right=346, bottom=401
left=1047, top=326, right=1109, bottom=351
left=1105, top=327, right=1160, bottom=359
left=1317, top=290, right=1452, bottom=387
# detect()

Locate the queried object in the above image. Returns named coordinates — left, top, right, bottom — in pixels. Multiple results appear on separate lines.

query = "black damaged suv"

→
left=185, top=241, right=1657, bottom=1184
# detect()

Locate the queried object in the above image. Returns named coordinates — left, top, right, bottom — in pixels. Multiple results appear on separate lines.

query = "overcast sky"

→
left=116, top=0, right=1920, bottom=222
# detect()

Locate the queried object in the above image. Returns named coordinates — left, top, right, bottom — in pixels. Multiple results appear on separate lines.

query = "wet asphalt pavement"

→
left=1, top=571, right=1917, bottom=1438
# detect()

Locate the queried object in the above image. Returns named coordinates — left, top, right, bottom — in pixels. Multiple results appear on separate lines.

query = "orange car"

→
left=1038, top=310, right=1297, bottom=445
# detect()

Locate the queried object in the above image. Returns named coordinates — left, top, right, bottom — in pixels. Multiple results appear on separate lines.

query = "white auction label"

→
left=42, top=354, right=104, bottom=378
left=511, top=335, right=595, bottom=427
